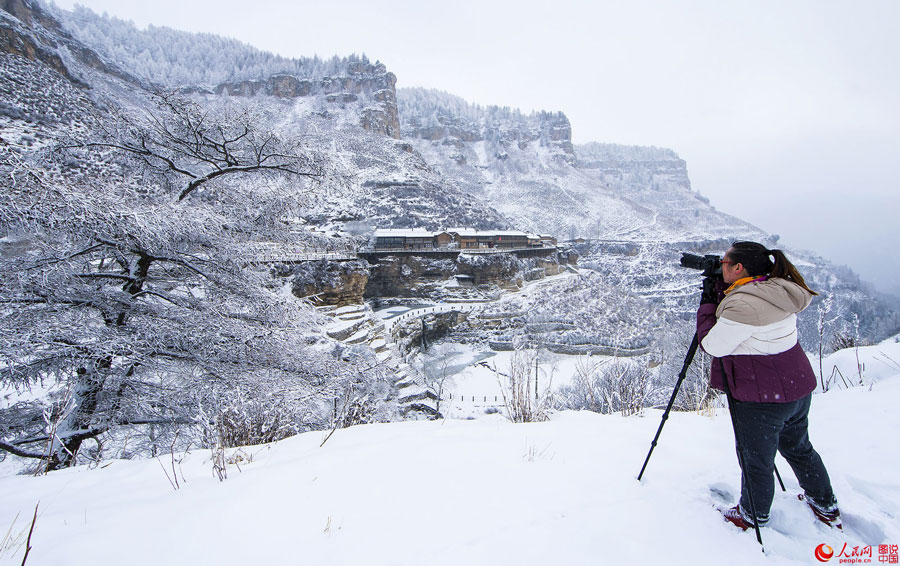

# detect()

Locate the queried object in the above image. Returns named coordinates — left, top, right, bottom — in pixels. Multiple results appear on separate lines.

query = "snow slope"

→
left=818, top=337, right=900, bottom=387
left=2, top=352, right=898, bottom=565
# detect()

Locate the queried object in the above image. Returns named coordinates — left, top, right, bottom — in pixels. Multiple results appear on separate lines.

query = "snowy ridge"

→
left=41, top=1, right=375, bottom=88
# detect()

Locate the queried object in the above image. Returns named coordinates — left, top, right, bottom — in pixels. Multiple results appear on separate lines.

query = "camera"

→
left=680, top=253, right=722, bottom=278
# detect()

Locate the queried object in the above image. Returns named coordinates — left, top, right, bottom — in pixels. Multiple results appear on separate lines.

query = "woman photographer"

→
left=696, top=241, right=840, bottom=531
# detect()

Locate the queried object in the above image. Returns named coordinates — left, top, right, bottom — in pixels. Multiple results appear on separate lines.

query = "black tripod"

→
left=637, top=332, right=785, bottom=548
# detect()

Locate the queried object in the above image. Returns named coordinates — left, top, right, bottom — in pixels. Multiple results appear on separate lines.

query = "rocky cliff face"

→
left=1, top=0, right=142, bottom=87
left=214, top=62, right=400, bottom=139
left=1, top=0, right=78, bottom=83
left=398, top=89, right=576, bottom=165
left=540, top=113, right=575, bottom=162
left=364, top=251, right=574, bottom=299
left=396, top=88, right=755, bottom=243
left=391, top=310, right=468, bottom=357
left=364, top=256, right=459, bottom=298
left=575, top=142, right=693, bottom=193
left=281, top=251, right=576, bottom=353
left=289, top=259, right=370, bottom=306
left=457, top=253, right=523, bottom=288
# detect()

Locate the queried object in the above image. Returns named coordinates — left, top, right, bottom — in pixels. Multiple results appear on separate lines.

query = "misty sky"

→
left=52, top=0, right=900, bottom=295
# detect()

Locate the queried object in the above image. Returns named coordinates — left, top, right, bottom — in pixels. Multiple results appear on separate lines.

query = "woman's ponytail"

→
left=768, top=248, right=818, bottom=296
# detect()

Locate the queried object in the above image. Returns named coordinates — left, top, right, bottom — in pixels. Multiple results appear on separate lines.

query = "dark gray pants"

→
left=730, top=394, right=836, bottom=520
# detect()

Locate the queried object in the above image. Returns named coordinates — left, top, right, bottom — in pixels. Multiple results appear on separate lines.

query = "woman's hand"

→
left=700, top=277, right=721, bottom=305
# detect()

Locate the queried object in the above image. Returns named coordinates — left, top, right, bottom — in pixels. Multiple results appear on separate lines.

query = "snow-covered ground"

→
left=2, top=340, right=898, bottom=565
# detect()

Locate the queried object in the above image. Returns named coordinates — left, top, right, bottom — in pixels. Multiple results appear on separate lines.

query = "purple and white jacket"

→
left=696, top=277, right=817, bottom=403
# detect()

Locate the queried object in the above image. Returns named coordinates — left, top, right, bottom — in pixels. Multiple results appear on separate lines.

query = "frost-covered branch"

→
left=69, top=93, right=325, bottom=202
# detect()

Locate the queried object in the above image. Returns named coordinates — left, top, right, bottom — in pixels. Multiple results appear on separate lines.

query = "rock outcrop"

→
left=1, top=1, right=77, bottom=83
left=364, top=256, right=459, bottom=298
left=398, top=88, right=576, bottom=164
left=363, top=249, right=575, bottom=299
left=575, top=142, right=693, bottom=192
left=1, top=0, right=143, bottom=87
left=290, top=259, right=370, bottom=306
left=457, top=253, right=523, bottom=287
left=539, top=112, right=575, bottom=164
left=391, top=310, right=469, bottom=356
left=215, top=62, right=400, bottom=139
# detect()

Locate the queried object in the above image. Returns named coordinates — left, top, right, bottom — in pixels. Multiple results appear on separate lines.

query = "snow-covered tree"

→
left=0, top=98, right=375, bottom=471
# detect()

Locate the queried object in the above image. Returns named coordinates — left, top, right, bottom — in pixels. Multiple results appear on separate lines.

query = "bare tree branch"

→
left=0, top=441, right=45, bottom=459
left=67, top=92, right=324, bottom=202
left=74, top=273, right=136, bottom=282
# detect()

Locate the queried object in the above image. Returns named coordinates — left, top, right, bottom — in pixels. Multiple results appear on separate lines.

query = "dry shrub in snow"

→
left=497, top=350, right=552, bottom=423
left=558, top=357, right=657, bottom=417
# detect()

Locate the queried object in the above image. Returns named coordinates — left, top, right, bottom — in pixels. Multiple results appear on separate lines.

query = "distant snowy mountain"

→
left=396, top=87, right=761, bottom=242
left=4, top=0, right=898, bottom=346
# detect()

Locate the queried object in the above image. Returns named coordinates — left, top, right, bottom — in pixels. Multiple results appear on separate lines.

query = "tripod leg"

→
left=775, top=463, right=786, bottom=492
left=637, top=334, right=699, bottom=481
left=720, top=363, right=765, bottom=547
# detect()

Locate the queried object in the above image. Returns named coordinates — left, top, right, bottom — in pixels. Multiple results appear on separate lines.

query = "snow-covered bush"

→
left=557, top=357, right=657, bottom=417
left=496, top=350, right=551, bottom=423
